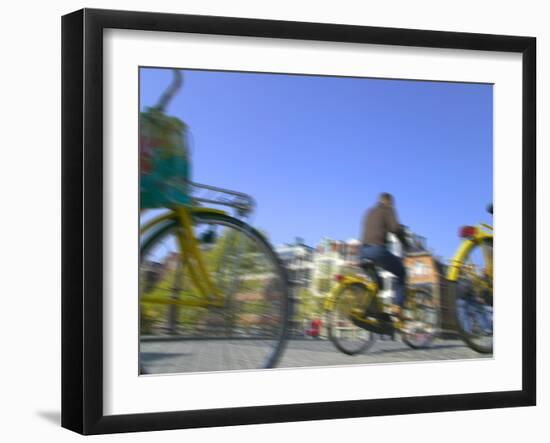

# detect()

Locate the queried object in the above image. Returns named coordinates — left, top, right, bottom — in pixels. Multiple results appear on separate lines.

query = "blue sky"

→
left=140, top=67, right=493, bottom=261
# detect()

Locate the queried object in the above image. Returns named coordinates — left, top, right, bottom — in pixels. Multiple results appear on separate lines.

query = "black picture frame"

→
left=62, top=8, right=536, bottom=435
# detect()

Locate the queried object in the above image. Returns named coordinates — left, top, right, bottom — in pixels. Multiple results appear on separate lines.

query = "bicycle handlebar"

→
left=154, top=69, right=183, bottom=112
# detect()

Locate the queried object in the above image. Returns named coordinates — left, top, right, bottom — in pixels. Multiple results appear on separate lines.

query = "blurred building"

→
left=403, top=251, right=448, bottom=330
left=275, top=237, right=315, bottom=285
left=311, top=237, right=362, bottom=295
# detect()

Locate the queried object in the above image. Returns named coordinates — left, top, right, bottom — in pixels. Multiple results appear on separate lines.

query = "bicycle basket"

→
left=140, top=107, right=191, bottom=209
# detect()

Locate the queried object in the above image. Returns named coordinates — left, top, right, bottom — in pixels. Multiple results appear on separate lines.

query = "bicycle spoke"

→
left=454, top=238, right=493, bottom=354
left=139, top=212, right=289, bottom=373
left=328, top=283, right=376, bottom=355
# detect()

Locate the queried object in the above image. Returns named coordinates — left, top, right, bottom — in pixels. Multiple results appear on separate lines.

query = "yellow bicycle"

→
left=446, top=204, right=493, bottom=354
left=139, top=183, right=292, bottom=372
left=323, top=260, right=439, bottom=355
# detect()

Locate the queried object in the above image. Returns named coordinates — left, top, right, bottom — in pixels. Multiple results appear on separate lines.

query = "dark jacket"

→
left=361, top=203, right=402, bottom=246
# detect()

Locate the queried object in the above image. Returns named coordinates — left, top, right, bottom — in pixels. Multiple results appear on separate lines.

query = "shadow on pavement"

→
left=368, top=342, right=482, bottom=355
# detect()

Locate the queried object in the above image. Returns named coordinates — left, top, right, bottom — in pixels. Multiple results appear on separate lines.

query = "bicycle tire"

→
left=401, top=286, right=439, bottom=349
left=327, top=282, right=376, bottom=355
left=139, top=212, right=292, bottom=372
left=453, top=238, right=493, bottom=354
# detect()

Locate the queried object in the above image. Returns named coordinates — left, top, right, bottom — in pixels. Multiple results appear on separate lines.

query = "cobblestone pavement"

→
left=140, top=337, right=492, bottom=375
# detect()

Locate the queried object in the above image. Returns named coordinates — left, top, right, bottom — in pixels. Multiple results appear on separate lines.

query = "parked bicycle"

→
left=139, top=69, right=291, bottom=372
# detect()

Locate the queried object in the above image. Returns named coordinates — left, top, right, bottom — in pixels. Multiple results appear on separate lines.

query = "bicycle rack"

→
left=189, top=181, right=256, bottom=220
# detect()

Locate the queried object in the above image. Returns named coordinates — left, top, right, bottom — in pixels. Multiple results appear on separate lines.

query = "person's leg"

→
left=360, top=245, right=406, bottom=321
left=360, top=244, right=390, bottom=263
left=356, top=245, right=385, bottom=318
left=360, top=245, right=387, bottom=285
left=374, top=249, right=406, bottom=308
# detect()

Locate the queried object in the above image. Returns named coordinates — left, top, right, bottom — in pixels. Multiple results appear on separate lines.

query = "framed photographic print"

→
left=62, top=8, right=536, bottom=435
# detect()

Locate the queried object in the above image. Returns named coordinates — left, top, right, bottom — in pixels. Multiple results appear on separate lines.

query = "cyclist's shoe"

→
left=387, top=305, right=415, bottom=328
left=387, top=304, right=405, bottom=320
left=387, top=304, right=401, bottom=316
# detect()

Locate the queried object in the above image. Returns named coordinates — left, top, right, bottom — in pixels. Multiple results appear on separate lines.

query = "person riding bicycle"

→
left=360, top=192, right=410, bottom=321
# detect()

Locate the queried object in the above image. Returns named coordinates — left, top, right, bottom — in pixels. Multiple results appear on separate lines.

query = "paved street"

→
left=140, top=337, right=492, bottom=375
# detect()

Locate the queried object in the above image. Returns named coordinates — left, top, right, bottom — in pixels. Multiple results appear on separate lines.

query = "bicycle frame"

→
left=323, top=274, right=398, bottom=332
left=140, top=206, right=229, bottom=309
left=446, top=223, right=493, bottom=282
left=324, top=272, right=429, bottom=334
left=140, top=181, right=256, bottom=312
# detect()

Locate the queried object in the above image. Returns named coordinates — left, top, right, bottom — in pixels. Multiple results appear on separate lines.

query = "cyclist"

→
left=360, top=192, right=410, bottom=321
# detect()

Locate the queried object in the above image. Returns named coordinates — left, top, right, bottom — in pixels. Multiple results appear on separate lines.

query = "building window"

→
left=413, top=261, right=427, bottom=276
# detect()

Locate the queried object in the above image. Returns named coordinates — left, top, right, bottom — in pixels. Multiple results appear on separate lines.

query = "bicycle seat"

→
left=360, top=258, right=376, bottom=268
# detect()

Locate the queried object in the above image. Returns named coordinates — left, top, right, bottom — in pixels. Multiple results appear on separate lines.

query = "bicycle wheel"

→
left=139, top=212, right=291, bottom=373
left=327, top=283, right=376, bottom=355
left=401, top=287, right=439, bottom=349
left=453, top=238, right=493, bottom=354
